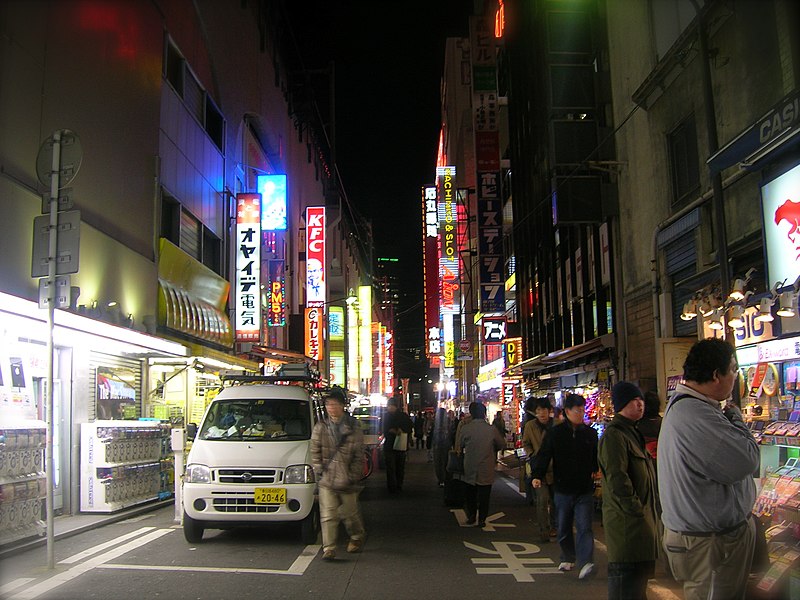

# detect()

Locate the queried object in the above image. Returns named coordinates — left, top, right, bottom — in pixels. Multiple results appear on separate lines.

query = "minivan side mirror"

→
left=186, top=423, right=198, bottom=439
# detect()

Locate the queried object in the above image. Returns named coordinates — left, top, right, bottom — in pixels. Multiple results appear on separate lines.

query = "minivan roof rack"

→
left=219, top=367, right=320, bottom=385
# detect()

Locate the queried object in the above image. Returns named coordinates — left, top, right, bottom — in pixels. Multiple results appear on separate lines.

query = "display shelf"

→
left=0, top=420, right=47, bottom=547
left=81, top=420, right=170, bottom=513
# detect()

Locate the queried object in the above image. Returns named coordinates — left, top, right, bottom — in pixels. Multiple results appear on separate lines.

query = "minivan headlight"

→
left=284, top=464, right=314, bottom=484
left=185, top=464, right=211, bottom=483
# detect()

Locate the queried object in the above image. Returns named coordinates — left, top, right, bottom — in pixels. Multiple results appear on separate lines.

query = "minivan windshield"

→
left=199, top=398, right=311, bottom=441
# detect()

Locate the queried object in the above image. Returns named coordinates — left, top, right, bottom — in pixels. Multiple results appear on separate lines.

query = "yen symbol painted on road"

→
left=464, top=541, right=561, bottom=582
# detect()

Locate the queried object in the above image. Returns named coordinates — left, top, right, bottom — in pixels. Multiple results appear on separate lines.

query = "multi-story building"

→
left=0, top=0, right=368, bottom=531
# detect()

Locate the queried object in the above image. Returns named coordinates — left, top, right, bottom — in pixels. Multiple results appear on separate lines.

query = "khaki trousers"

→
left=663, top=518, right=755, bottom=600
left=319, top=486, right=365, bottom=552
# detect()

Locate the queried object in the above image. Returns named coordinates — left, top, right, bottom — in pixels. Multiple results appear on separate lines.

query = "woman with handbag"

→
left=458, top=402, right=505, bottom=527
left=381, top=397, right=413, bottom=493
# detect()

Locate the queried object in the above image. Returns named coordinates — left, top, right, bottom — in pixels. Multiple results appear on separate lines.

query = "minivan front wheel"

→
left=183, top=513, right=205, bottom=543
left=299, top=505, right=319, bottom=544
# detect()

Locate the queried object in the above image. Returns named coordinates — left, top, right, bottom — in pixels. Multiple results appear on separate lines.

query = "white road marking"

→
left=9, top=528, right=172, bottom=600
left=482, top=512, right=515, bottom=531
left=58, top=526, right=156, bottom=564
left=0, top=579, right=36, bottom=595
left=464, top=541, right=560, bottom=582
left=97, top=544, right=322, bottom=577
left=504, top=478, right=525, bottom=495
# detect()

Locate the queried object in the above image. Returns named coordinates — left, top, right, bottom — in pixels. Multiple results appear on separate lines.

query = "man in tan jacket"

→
left=311, top=388, right=365, bottom=560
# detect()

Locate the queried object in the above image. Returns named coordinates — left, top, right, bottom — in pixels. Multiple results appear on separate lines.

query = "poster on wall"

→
left=96, top=367, right=138, bottom=420
left=0, top=331, right=38, bottom=420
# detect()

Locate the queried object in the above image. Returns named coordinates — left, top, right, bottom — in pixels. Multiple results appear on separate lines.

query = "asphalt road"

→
left=0, top=450, right=684, bottom=600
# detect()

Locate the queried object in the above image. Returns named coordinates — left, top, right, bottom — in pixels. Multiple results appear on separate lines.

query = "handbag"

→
left=393, top=431, right=408, bottom=451
left=446, top=449, right=464, bottom=474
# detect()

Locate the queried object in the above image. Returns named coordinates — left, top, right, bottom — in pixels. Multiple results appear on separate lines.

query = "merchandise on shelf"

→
left=80, top=420, right=174, bottom=513
left=0, top=420, right=47, bottom=547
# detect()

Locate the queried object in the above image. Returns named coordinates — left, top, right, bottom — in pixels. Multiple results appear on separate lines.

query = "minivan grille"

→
left=211, top=494, right=281, bottom=513
left=217, top=469, right=281, bottom=484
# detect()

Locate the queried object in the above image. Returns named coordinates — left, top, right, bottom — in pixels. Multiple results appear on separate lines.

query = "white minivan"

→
left=182, top=370, right=322, bottom=544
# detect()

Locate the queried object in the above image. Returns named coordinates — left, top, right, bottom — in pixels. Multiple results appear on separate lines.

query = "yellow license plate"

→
left=254, top=487, right=286, bottom=504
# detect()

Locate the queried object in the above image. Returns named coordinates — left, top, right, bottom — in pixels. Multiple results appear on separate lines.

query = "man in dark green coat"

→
left=599, top=381, right=659, bottom=599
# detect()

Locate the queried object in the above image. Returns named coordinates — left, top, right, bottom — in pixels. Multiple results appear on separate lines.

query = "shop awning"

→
left=502, top=334, right=615, bottom=377
left=184, top=342, right=261, bottom=372
left=248, top=345, right=311, bottom=364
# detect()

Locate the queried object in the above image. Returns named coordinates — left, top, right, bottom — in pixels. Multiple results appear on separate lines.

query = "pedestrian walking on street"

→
left=310, top=387, right=366, bottom=561
left=532, top=393, right=598, bottom=580
left=382, top=397, right=413, bottom=493
left=432, top=408, right=450, bottom=486
left=522, top=396, right=556, bottom=542
left=492, top=411, right=507, bottom=460
left=458, top=402, right=505, bottom=528
left=413, top=411, right=425, bottom=450
left=599, top=381, right=659, bottom=599
left=658, top=338, right=759, bottom=600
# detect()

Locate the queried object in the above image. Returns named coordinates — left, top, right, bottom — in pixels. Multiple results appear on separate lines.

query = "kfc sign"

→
left=306, top=206, right=326, bottom=307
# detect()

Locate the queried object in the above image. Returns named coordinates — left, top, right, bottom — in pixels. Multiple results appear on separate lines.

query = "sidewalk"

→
left=0, top=498, right=174, bottom=559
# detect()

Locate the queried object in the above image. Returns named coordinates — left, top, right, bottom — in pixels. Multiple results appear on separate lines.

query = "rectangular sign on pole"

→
left=306, top=206, right=326, bottom=307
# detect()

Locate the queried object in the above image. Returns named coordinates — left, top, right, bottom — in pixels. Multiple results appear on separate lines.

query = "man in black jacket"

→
left=532, top=393, right=598, bottom=580
left=381, top=397, right=413, bottom=493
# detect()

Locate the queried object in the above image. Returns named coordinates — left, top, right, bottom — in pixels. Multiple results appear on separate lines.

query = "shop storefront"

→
left=0, top=291, right=186, bottom=543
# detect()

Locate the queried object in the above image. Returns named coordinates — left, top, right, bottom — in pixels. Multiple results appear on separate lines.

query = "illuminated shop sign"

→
left=305, top=306, right=323, bottom=361
left=762, top=163, right=800, bottom=287
left=504, top=337, right=522, bottom=368
left=443, top=312, right=455, bottom=370
left=438, top=166, right=459, bottom=313
left=483, top=316, right=507, bottom=345
left=257, top=174, right=287, bottom=231
left=235, top=193, right=261, bottom=342
left=267, top=259, right=285, bottom=327
left=329, top=351, right=345, bottom=386
left=358, top=285, right=372, bottom=377
left=422, top=184, right=440, bottom=356
left=328, top=306, right=344, bottom=341
left=384, top=329, right=394, bottom=394
left=306, top=206, right=326, bottom=307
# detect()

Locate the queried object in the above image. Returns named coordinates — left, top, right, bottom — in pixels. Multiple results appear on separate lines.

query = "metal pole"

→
left=46, top=130, right=62, bottom=570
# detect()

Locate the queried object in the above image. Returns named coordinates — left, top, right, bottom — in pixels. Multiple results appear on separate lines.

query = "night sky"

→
left=286, top=1, right=473, bottom=367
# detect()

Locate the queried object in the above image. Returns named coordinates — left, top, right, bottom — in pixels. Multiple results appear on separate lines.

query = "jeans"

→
left=384, top=448, right=407, bottom=492
left=608, top=561, right=655, bottom=599
left=553, top=492, right=594, bottom=566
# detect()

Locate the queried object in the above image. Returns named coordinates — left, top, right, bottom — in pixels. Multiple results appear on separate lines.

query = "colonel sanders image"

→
left=307, top=258, right=324, bottom=300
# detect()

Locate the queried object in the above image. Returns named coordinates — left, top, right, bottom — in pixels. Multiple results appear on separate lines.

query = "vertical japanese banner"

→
left=471, top=15, right=504, bottom=314
left=358, top=285, right=372, bottom=380
left=235, top=193, right=261, bottom=342
left=305, top=307, right=323, bottom=362
left=267, top=259, right=286, bottom=327
left=328, top=306, right=345, bottom=386
left=422, top=185, right=441, bottom=357
left=306, top=206, right=326, bottom=307
left=384, top=329, right=394, bottom=396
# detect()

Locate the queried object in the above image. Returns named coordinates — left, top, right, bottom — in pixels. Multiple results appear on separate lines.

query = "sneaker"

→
left=346, top=538, right=363, bottom=553
left=558, top=562, right=574, bottom=572
left=322, top=550, right=336, bottom=561
left=578, top=562, right=595, bottom=579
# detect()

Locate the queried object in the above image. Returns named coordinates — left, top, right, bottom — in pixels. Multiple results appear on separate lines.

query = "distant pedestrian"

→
left=532, top=394, right=598, bottom=579
left=659, top=338, right=759, bottom=600
left=599, top=381, right=659, bottom=599
left=310, top=388, right=366, bottom=561
left=381, top=397, right=413, bottom=493
left=492, top=411, right=508, bottom=460
left=413, top=411, right=425, bottom=449
left=432, top=408, right=450, bottom=486
left=458, top=402, right=505, bottom=527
